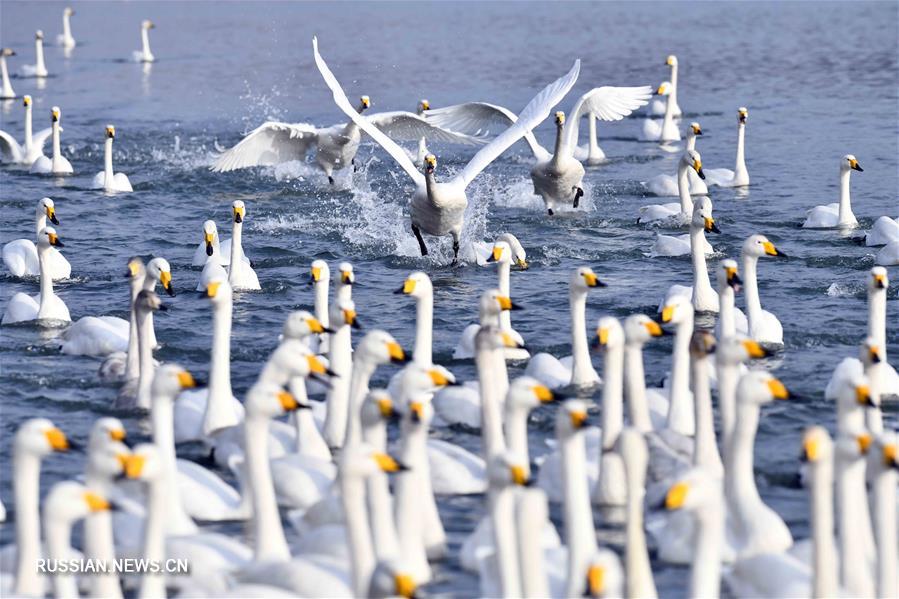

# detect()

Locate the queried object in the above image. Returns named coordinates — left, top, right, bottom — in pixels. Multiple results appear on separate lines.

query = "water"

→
left=1, top=1, right=897, bottom=596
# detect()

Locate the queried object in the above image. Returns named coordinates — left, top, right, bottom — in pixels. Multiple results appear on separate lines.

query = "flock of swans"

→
left=0, top=7, right=898, bottom=599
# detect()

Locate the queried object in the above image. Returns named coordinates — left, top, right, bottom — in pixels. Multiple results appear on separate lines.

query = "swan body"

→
left=314, top=36, right=581, bottom=261
left=2, top=227, right=70, bottom=324
left=649, top=55, right=682, bottom=117
left=641, top=81, right=679, bottom=142
left=133, top=20, right=155, bottom=62
left=21, top=31, right=48, bottom=77
left=30, top=107, right=73, bottom=175
left=0, top=48, right=16, bottom=99
left=645, top=122, right=708, bottom=196
left=226, top=200, right=261, bottom=291
left=802, top=154, right=863, bottom=228
left=638, top=149, right=705, bottom=224
left=741, top=234, right=787, bottom=345
left=703, top=108, right=750, bottom=187
left=660, top=196, right=721, bottom=312
left=650, top=232, right=713, bottom=257
left=0, top=95, right=52, bottom=165
left=865, top=215, right=899, bottom=246
left=91, top=125, right=133, bottom=192
left=57, top=7, right=76, bottom=49
left=876, top=239, right=899, bottom=265
left=2, top=197, right=70, bottom=280
left=60, top=316, right=129, bottom=356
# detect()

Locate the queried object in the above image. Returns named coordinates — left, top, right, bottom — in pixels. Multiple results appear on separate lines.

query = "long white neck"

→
left=600, top=343, right=625, bottom=450
left=344, top=359, right=376, bottom=449
left=690, top=501, right=723, bottom=598
left=141, top=28, right=151, bottom=58
left=366, top=469, right=400, bottom=563
left=837, top=168, right=855, bottom=225
left=246, top=414, right=291, bottom=562
left=137, top=474, right=168, bottom=599
left=686, top=132, right=696, bottom=152
left=125, top=274, right=145, bottom=380
left=342, top=474, right=376, bottom=598
left=587, top=113, right=602, bottom=160
left=562, top=431, right=599, bottom=598
left=691, top=227, right=714, bottom=304
left=37, top=243, right=55, bottom=319
left=323, top=322, right=353, bottom=448
left=52, top=120, right=61, bottom=160
left=662, top=91, right=676, bottom=140
left=718, top=285, right=736, bottom=338
left=569, top=290, right=596, bottom=386
left=0, top=57, right=12, bottom=98
left=104, top=137, right=114, bottom=186
left=734, top=122, right=747, bottom=181
left=516, top=489, right=550, bottom=598
left=503, top=403, right=531, bottom=471
left=24, top=102, right=33, bottom=148
left=810, top=455, right=838, bottom=599
left=865, top=359, right=884, bottom=434
left=873, top=462, right=898, bottom=599
left=13, top=451, right=42, bottom=596
left=33, top=210, right=46, bottom=240
left=492, top=487, right=522, bottom=597
left=551, top=124, right=565, bottom=164
left=691, top=354, right=722, bottom=475
left=395, top=420, right=431, bottom=582
left=63, top=14, right=72, bottom=40
left=623, top=344, right=653, bottom=432
left=414, top=293, right=433, bottom=364
left=151, top=392, right=197, bottom=535
left=669, top=63, right=679, bottom=106
left=46, top=516, right=78, bottom=599
left=84, top=468, right=123, bottom=598
left=725, top=402, right=765, bottom=528
left=867, top=287, right=886, bottom=355
left=666, top=314, right=694, bottom=436
left=837, top=455, right=876, bottom=597
left=498, top=263, right=512, bottom=330
left=624, top=452, right=657, bottom=599
left=135, top=308, right=154, bottom=410
left=716, top=357, right=739, bottom=452
left=203, top=297, right=235, bottom=436
left=228, top=221, right=243, bottom=284
left=314, top=281, right=329, bottom=328
left=677, top=160, right=694, bottom=214
left=741, top=253, right=763, bottom=332
left=35, top=37, right=45, bottom=73
left=476, top=342, right=505, bottom=461
left=337, top=280, right=353, bottom=303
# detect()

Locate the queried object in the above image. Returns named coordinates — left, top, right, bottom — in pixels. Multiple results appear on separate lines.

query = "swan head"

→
left=266, top=339, right=332, bottom=383
left=357, top=329, right=408, bottom=365
left=507, top=376, right=556, bottom=411
left=717, top=259, right=742, bottom=292
left=64, top=7, right=74, bottom=16
left=834, top=373, right=876, bottom=410
left=834, top=431, right=873, bottom=465
left=51, top=106, right=61, bottom=123
left=475, top=324, right=526, bottom=352
left=359, top=95, right=371, bottom=111
left=105, top=124, right=115, bottom=139
left=689, top=122, right=702, bottom=136
left=418, top=99, right=430, bottom=112
left=742, top=234, right=787, bottom=259
left=801, top=425, right=833, bottom=466
left=869, top=266, right=888, bottom=290
left=496, top=233, right=527, bottom=268
left=571, top=267, right=605, bottom=292
left=203, top=276, right=232, bottom=304
left=246, top=382, right=304, bottom=419
left=487, top=451, right=533, bottom=488
left=122, top=443, right=164, bottom=482
left=594, top=316, right=624, bottom=351
left=400, top=364, right=455, bottom=402
left=738, top=107, right=748, bottom=123
left=584, top=548, right=624, bottom=598
left=135, top=290, right=165, bottom=316
left=231, top=200, right=246, bottom=223
left=16, top=418, right=71, bottom=457
left=330, top=298, right=360, bottom=330
left=693, top=197, right=718, bottom=233
left=141, top=20, right=155, bottom=30
left=202, top=220, right=218, bottom=254
left=0, top=48, right=14, bottom=57
left=659, top=293, right=692, bottom=326
left=487, top=240, right=514, bottom=265
left=45, top=482, right=112, bottom=527
left=361, top=389, right=397, bottom=428
left=368, top=560, right=417, bottom=599
left=339, top=445, right=407, bottom=481
left=337, top=262, right=354, bottom=285
left=87, top=423, right=130, bottom=481
left=737, top=370, right=792, bottom=406
left=842, top=154, right=863, bottom=172
left=623, top=314, right=666, bottom=346
left=23, top=94, right=32, bottom=107
left=554, top=111, right=566, bottom=127
left=859, top=336, right=882, bottom=366
left=125, top=256, right=146, bottom=281
left=147, top=257, right=174, bottom=296
left=90, top=417, right=127, bottom=447
left=556, top=399, right=590, bottom=438
left=281, top=310, right=329, bottom=340
left=150, top=364, right=196, bottom=401
left=38, top=226, right=64, bottom=248
left=716, top=337, right=770, bottom=365
left=663, top=467, right=722, bottom=513
left=683, top=149, right=705, bottom=179
left=403, top=393, right=434, bottom=426
left=310, top=259, right=330, bottom=284
left=423, top=153, right=437, bottom=174
left=666, top=55, right=678, bottom=66
left=35, top=30, right=44, bottom=41
left=395, top=270, right=432, bottom=298
left=38, top=197, right=59, bottom=225
left=870, top=431, right=898, bottom=472
left=655, top=81, right=672, bottom=96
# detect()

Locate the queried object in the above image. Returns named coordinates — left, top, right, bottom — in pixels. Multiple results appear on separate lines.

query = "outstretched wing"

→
left=458, top=60, right=580, bottom=187
left=366, top=111, right=486, bottom=146
left=210, top=122, right=318, bottom=172
left=0, top=129, right=23, bottom=162
left=30, top=127, right=53, bottom=155
left=312, top=37, right=423, bottom=186
left=424, top=102, right=550, bottom=161
left=561, top=86, right=652, bottom=155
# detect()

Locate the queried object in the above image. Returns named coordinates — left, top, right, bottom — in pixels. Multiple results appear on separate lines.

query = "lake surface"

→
left=1, top=1, right=897, bottom=596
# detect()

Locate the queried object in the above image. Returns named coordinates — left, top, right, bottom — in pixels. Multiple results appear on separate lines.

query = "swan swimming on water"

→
left=1, top=227, right=70, bottom=325
left=0, top=95, right=52, bottom=165
left=30, top=106, right=73, bottom=175
left=702, top=108, right=750, bottom=187
left=57, top=7, right=76, bottom=49
left=3, top=197, right=71, bottom=280
left=21, top=31, right=48, bottom=78
left=133, top=20, right=155, bottom=63
left=802, top=154, right=863, bottom=228
left=0, top=48, right=16, bottom=99
left=91, top=125, right=133, bottom=192
left=645, top=122, right=708, bottom=196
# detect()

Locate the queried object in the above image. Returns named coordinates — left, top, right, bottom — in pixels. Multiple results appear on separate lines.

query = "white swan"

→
left=637, top=149, right=704, bottom=224
left=2, top=227, right=70, bottom=324
left=525, top=267, right=604, bottom=389
left=703, top=107, right=751, bottom=187
left=314, top=36, right=580, bottom=261
left=57, top=7, right=76, bottom=49
left=658, top=197, right=721, bottom=312
left=741, top=234, right=787, bottom=345
left=591, top=317, right=627, bottom=507
left=307, top=259, right=332, bottom=354
left=716, top=337, right=770, bottom=451
left=3, top=197, right=71, bottom=280
left=0, top=96, right=52, bottom=165
left=453, top=287, right=522, bottom=361
left=716, top=259, right=749, bottom=338
left=319, top=297, right=358, bottom=449
left=485, top=235, right=530, bottom=359
left=91, top=125, right=133, bottom=192
left=423, top=85, right=651, bottom=214
left=226, top=200, right=261, bottom=291
left=133, top=20, right=155, bottom=62
left=0, top=48, right=16, bottom=99
left=620, top=427, right=659, bottom=598
left=802, top=154, right=863, bottom=228
left=645, top=121, right=708, bottom=197
left=621, top=314, right=670, bottom=433
left=869, top=431, right=898, bottom=599
left=875, top=240, right=898, bottom=266
left=641, top=81, right=679, bottom=142
left=30, top=106, right=73, bottom=175
left=649, top=55, right=682, bottom=117
left=193, top=219, right=228, bottom=265
left=865, top=215, right=899, bottom=246
left=21, top=31, right=48, bottom=77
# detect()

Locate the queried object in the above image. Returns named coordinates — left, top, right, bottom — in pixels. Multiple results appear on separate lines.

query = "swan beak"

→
left=883, top=444, right=898, bottom=468
left=569, top=410, right=588, bottom=429
left=656, top=84, right=666, bottom=95
left=394, top=573, right=417, bottom=599
left=693, top=160, right=705, bottom=180
left=46, top=207, right=59, bottom=225
left=277, top=391, right=299, bottom=412
left=488, top=246, right=503, bottom=263
left=109, top=428, right=127, bottom=442
left=704, top=217, right=720, bottom=234
left=500, top=331, right=525, bottom=350
left=420, top=100, right=430, bottom=111
left=233, top=207, right=244, bottom=223
left=395, top=278, right=416, bottom=295
left=177, top=371, right=196, bottom=389
left=360, top=96, right=371, bottom=109
left=516, top=258, right=529, bottom=270
left=310, top=266, right=322, bottom=284
left=409, top=401, right=424, bottom=423
left=762, top=241, right=786, bottom=258
left=387, top=341, right=408, bottom=364
left=343, top=309, right=360, bottom=329
left=801, top=438, right=818, bottom=463
left=496, top=295, right=521, bottom=311
left=665, top=481, right=688, bottom=510
left=856, top=385, right=875, bottom=407
left=587, top=564, right=605, bottom=596
left=51, top=109, right=60, bottom=122
left=374, top=452, right=408, bottom=473
left=428, top=368, right=454, bottom=387
left=868, top=346, right=882, bottom=364
left=23, top=95, right=31, bottom=106
left=510, top=464, right=531, bottom=486
left=873, top=273, right=886, bottom=289
left=595, top=327, right=610, bottom=349
left=377, top=397, right=395, bottom=418
left=48, top=232, right=64, bottom=247
left=849, top=159, right=863, bottom=172
left=582, top=271, right=604, bottom=287
left=306, top=355, right=328, bottom=375
left=741, top=340, right=770, bottom=359
left=159, top=271, right=175, bottom=297
left=424, top=154, right=436, bottom=174
left=147, top=21, right=155, bottom=29
left=855, top=433, right=872, bottom=454
left=534, top=385, right=555, bottom=403
left=45, top=428, right=70, bottom=451
left=305, top=318, right=326, bottom=334
left=124, top=454, right=146, bottom=479
left=341, top=271, right=353, bottom=285
left=645, top=320, right=665, bottom=337
left=106, top=126, right=115, bottom=139
left=691, top=124, right=702, bottom=136
left=767, top=377, right=790, bottom=400
left=660, top=305, right=675, bottom=324
left=83, top=491, right=111, bottom=513
left=555, top=111, right=566, bottom=126
left=726, top=268, right=742, bottom=291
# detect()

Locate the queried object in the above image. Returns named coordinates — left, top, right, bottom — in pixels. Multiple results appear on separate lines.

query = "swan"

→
left=57, top=7, right=76, bottom=48
left=703, top=108, right=751, bottom=187
left=308, top=259, right=331, bottom=353
left=525, top=267, right=604, bottom=389
left=645, top=122, right=708, bottom=196
left=479, top=452, right=529, bottom=597
left=716, top=337, right=770, bottom=451
left=30, top=106, right=73, bottom=175
left=486, top=236, right=531, bottom=359
left=3, top=197, right=70, bottom=280
left=0, top=95, right=52, bottom=165
left=649, top=55, right=682, bottom=117
left=21, top=31, right=48, bottom=77
left=865, top=215, right=899, bottom=246
left=193, top=219, right=229, bottom=266
left=658, top=197, right=721, bottom=312
left=0, top=48, right=16, bottom=99
left=689, top=331, right=724, bottom=476
left=653, top=294, right=698, bottom=437
left=91, top=125, right=133, bottom=192
left=620, top=427, right=659, bottom=598
left=96, top=257, right=147, bottom=382
left=590, top=317, right=627, bottom=507
left=2, top=227, right=70, bottom=324
left=423, top=85, right=651, bottom=215
left=637, top=149, right=705, bottom=224
left=802, top=154, right=863, bottom=228
left=212, top=96, right=481, bottom=186
left=741, top=234, right=787, bottom=345
left=453, top=287, right=522, bottom=361
left=875, top=239, right=899, bottom=265
left=225, top=200, right=261, bottom=291
left=869, top=431, right=898, bottom=599
left=641, top=81, right=679, bottom=142
left=715, top=259, right=749, bottom=338
left=322, top=298, right=360, bottom=449
left=133, top=20, right=155, bottom=62
left=621, top=313, right=670, bottom=433
left=393, top=271, right=436, bottom=366
left=314, top=36, right=580, bottom=261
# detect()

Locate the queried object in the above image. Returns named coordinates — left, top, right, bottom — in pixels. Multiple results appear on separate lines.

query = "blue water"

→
left=1, top=1, right=897, bottom=596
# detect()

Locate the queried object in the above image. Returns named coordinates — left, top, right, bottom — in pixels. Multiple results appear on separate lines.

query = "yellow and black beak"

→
left=106, top=126, right=115, bottom=139
left=159, top=271, right=175, bottom=297
left=849, top=158, right=863, bottom=172
left=883, top=443, right=898, bottom=469
left=582, top=271, right=605, bottom=287
left=377, top=397, right=395, bottom=419
left=310, top=266, right=322, bottom=283
left=46, top=206, right=59, bottom=225
left=856, top=433, right=872, bottom=454
left=374, top=452, right=408, bottom=473
left=177, top=370, right=197, bottom=389
left=516, top=258, right=529, bottom=270
left=51, top=109, right=60, bottom=122
left=510, top=464, right=531, bottom=486
left=726, top=267, right=742, bottom=290
left=664, top=481, right=688, bottom=510
left=344, top=309, right=360, bottom=329
left=570, top=410, right=588, bottom=429
left=704, top=217, right=720, bottom=234
left=205, top=232, right=214, bottom=256
left=124, top=454, right=146, bottom=479
left=45, top=427, right=70, bottom=451
left=496, top=295, right=522, bottom=311
left=341, top=270, right=353, bottom=285
left=801, top=437, right=819, bottom=463
left=206, top=281, right=221, bottom=298
left=693, top=159, right=705, bottom=180
left=855, top=384, right=875, bottom=407
left=767, top=377, right=791, bottom=400
left=278, top=390, right=301, bottom=412
left=741, top=339, right=770, bottom=359
left=386, top=341, right=408, bottom=364
left=656, top=84, right=666, bottom=95
left=48, top=232, right=64, bottom=247
left=587, top=564, right=605, bottom=596
left=762, top=240, right=787, bottom=258
left=424, top=154, right=436, bottom=174
left=23, top=95, right=31, bottom=107
left=873, top=273, right=886, bottom=289
left=555, top=111, right=565, bottom=126
left=109, top=428, right=127, bottom=442
left=421, top=100, right=430, bottom=111
left=868, top=345, right=882, bottom=364
left=409, top=401, right=424, bottom=423
left=233, top=206, right=244, bottom=223
left=660, top=304, right=676, bottom=324
left=394, top=573, right=417, bottom=599
left=394, top=278, right=416, bottom=295
left=533, top=384, right=555, bottom=404
left=487, top=245, right=503, bottom=263
left=84, top=491, right=112, bottom=513
left=645, top=320, right=666, bottom=337
left=360, top=96, right=371, bottom=109
left=691, top=124, right=702, bottom=135
left=738, top=111, right=748, bottom=124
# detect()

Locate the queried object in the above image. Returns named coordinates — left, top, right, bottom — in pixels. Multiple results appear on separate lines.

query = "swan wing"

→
left=423, top=102, right=550, bottom=160
left=365, top=111, right=485, bottom=146
left=211, top=122, right=318, bottom=172
left=0, top=129, right=23, bottom=162
left=458, top=60, right=580, bottom=187
left=30, top=127, right=53, bottom=154
left=312, top=37, right=424, bottom=186
left=561, top=86, right=652, bottom=154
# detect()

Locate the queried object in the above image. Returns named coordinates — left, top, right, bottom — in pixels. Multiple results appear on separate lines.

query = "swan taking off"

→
left=313, top=36, right=580, bottom=262
left=57, top=7, right=76, bottom=49
left=30, top=106, right=73, bottom=175
left=0, top=95, right=52, bottom=166
left=212, top=98, right=482, bottom=185
left=91, top=125, right=133, bottom=192
left=0, top=48, right=16, bottom=99
left=3, top=197, right=71, bottom=280
left=133, top=20, right=155, bottom=63
left=802, top=154, right=863, bottom=228
left=21, top=31, right=48, bottom=78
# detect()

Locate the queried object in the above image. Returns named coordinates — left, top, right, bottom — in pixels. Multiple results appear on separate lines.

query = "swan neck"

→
left=741, top=253, right=762, bottom=322
left=562, top=433, right=599, bottom=597
left=150, top=390, right=195, bottom=535
left=52, top=120, right=61, bottom=160
left=125, top=275, right=144, bottom=380
left=625, top=454, right=657, bottom=599
left=323, top=323, right=353, bottom=448
left=413, top=293, right=433, bottom=365
left=718, top=286, right=736, bottom=338
left=34, top=211, right=46, bottom=239
left=24, top=102, right=32, bottom=147
left=37, top=243, right=55, bottom=318
left=204, top=296, right=234, bottom=435
left=874, top=465, right=898, bottom=598
left=503, top=404, right=530, bottom=466
left=569, top=290, right=595, bottom=385
left=492, top=488, right=523, bottom=597
left=725, top=402, right=763, bottom=511
left=691, top=226, right=712, bottom=298
left=45, top=516, right=78, bottom=599
left=366, top=474, right=400, bottom=562
left=669, top=62, right=679, bottom=96
left=228, top=221, right=242, bottom=283
left=600, top=344, right=625, bottom=449
left=35, top=37, right=45, bottom=71
left=716, top=358, right=739, bottom=451
left=587, top=112, right=601, bottom=156
left=677, top=161, right=694, bottom=214
left=63, top=14, right=72, bottom=38
left=838, top=167, right=853, bottom=223
left=734, top=122, right=747, bottom=176
left=104, top=137, right=114, bottom=181
left=624, top=344, right=653, bottom=432
left=0, top=57, right=11, bottom=94
left=342, top=475, right=376, bottom=598
left=837, top=456, right=875, bottom=596
left=551, top=123, right=565, bottom=163
left=666, top=315, right=693, bottom=435
left=691, top=355, right=722, bottom=473
left=344, top=360, right=376, bottom=449
left=810, top=455, right=838, bottom=598
left=497, top=263, right=512, bottom=330
left=135, top=308, right=154, bottom=409
left=138, top=474, right=169, bottom=599
left=141, top=28, right=151, bottom=56
left=476, top=343, right=505, bottom=461
left=246, top=415, right=291, bottom=562
left=690, top=503, right=723, bottom=598
left=868, top=287, right=886, bottom=352
left=13, top=451, right=42, bottom=596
